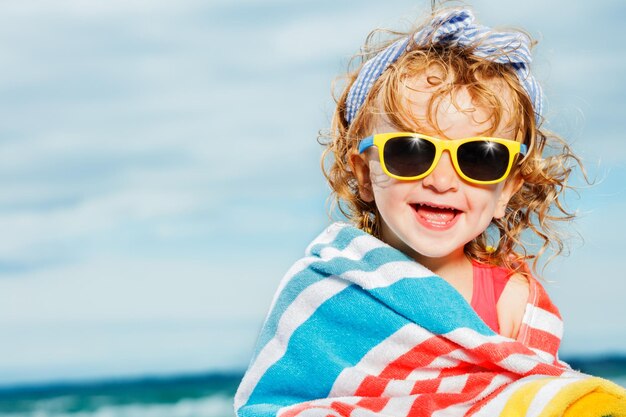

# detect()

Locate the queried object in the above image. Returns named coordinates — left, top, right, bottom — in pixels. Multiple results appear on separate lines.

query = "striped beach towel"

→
left=235, top=222, right=626, bottom=416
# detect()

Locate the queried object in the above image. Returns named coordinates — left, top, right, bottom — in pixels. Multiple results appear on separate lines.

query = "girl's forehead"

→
left=371, top=73, right=518, bottom=139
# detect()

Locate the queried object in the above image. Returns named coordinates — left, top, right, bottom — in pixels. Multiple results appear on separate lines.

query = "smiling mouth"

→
left=411, top=203, right=461, bottom=226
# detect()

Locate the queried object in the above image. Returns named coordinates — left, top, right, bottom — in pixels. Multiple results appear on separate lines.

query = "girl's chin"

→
left=389, top=238, right=465, bottom=262
left=411, top=248, right=465, bottom=261
left=378, top=221, right=470, bottom=261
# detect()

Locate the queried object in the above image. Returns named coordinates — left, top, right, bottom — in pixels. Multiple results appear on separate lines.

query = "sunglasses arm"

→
left=358, top=136, right=375, bottom=154
left=520, top=143, right=528, bottom=156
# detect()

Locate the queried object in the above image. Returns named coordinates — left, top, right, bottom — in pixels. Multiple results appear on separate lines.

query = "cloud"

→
left=0, top=253, right=285, bottom=384
left=0, top=319, right=259, bottom=386
left=0, top=255, right=288, bottom=325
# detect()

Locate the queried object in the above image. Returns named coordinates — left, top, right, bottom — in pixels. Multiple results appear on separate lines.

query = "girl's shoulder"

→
left=498, top=271, right=530, bottom=340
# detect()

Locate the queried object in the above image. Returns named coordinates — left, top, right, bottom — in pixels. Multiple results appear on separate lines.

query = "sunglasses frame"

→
left=358, top=132, right=528, bottom=185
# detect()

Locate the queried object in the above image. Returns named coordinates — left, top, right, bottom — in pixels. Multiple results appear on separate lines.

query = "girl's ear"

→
left=349, top=152, right=375, bottom=202
left=494, top=175, right=524, bottom=219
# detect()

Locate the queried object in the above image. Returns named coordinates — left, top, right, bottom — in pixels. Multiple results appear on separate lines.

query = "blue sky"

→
left=0, top=0, right=625, bottom=387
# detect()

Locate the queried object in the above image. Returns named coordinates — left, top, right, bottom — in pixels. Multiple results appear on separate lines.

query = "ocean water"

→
left=610, top=375, right=626, bottom=387
left=0, top=373, right=240, bottom=417
left=1, top=365, right=624, bottom=417
left=1, top=395, right=234, bottom=417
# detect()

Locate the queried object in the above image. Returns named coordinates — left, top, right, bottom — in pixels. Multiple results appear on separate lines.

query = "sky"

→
left=0, top=0, right=625, bottom=387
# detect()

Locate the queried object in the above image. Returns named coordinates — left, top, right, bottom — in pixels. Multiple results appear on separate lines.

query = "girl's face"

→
left=351, top=75, right=522, bottom=270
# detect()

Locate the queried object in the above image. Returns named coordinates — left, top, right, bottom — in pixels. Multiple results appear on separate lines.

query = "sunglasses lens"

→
left=457, top=141, right=511, bottom=181
left=384, top=136, right=436, bottom=177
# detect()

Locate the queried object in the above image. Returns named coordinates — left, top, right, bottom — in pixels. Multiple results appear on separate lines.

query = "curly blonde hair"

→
left=320, top=11, right=583, bottom=276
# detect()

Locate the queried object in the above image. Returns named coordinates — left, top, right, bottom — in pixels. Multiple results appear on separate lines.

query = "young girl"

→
left=235, top=7, right=626, bottom=417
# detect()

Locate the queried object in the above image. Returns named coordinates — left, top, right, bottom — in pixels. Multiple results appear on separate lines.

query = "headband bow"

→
left=345, top=9, right=543, bottom=124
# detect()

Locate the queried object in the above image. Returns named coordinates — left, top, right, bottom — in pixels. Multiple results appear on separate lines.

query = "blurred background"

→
left=0, top=0, right=624, bottom=416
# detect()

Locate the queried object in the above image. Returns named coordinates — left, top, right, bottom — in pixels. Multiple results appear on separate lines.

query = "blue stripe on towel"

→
left=238, top=403, right=280, bottom=417
left=254, top=247, right=413, bottom=357
left=244, top=283, right=408, bottom=413
left=307, top=223, right=361, bottom=255
left=369, top=277, right=494, bottom=335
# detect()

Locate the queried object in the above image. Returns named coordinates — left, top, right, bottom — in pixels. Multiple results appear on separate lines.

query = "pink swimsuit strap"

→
left=470, top=260, right=513, bottom=334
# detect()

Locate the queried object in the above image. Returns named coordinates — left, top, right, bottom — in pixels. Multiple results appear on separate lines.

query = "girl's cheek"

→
left=368, top=160, right=395, bottom=187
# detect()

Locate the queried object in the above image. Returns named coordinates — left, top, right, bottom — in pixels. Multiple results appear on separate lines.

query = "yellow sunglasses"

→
left=358, top=132, right=527, bottom=185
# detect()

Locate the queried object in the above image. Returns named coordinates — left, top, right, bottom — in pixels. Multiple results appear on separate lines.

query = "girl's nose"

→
left=421, top=151, right=459, bottom=192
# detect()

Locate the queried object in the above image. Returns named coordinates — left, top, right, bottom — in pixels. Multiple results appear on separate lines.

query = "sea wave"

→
left=612, top=375, right=626, bottom=388
left=0, top=394, right=235, bottom=417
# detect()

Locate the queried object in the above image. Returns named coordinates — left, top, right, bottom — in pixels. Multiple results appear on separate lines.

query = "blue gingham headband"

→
left=345, top=8, right=543, bottom=124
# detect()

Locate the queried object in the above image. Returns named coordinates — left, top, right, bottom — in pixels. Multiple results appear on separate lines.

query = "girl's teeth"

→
left=415, top=205, right=457, bottom=223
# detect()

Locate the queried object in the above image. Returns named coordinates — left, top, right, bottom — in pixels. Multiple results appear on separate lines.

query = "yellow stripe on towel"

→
left=498, top=377, right=554, bottom=416
left=548, top=377, right=626, bottom=417
left=498, top=376, right=626, bottom=417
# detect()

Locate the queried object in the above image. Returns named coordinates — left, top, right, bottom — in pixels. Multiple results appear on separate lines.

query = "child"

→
left=235, top=7, right=626, bottom=417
